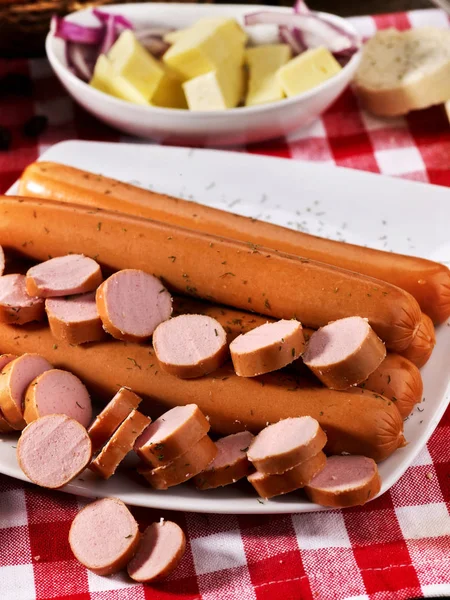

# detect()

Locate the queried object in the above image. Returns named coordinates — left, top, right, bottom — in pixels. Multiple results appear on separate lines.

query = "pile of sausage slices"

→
left=0, top=158, right=446, bottom=582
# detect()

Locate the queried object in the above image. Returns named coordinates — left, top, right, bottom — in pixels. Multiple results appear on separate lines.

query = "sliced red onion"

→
left=244, top=11, right=360, bottom=54
left=92, top=8, right=134, bottom=31
left=52, top=15, right=105, bottom=45
left=66, top=42, right=98, bottom=81
left=138, top=36, right=170, bottom=58
left=279, top=26, right=305, bottom=55
left=99, top=13, right=118, bottom=56
left=294, top=0, right=310, bottom=14
left=293, top=0, right=309, bottom=50
left=135, top=26, right=174, bottom=39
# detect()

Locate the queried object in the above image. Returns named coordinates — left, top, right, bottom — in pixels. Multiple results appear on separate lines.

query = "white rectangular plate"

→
left=3, top=140, right=450, bottom=514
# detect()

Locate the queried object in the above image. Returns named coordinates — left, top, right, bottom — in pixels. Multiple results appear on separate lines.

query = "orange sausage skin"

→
left=400, top=312, right=435, bottom=368
left=19, top=162, right=450, bottom=324
left=0, top=197, right=421, bottom=352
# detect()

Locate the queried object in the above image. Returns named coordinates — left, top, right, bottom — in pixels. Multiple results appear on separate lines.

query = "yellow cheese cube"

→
left=107, top=30, right=185, bottom=108
left=163, top=18, right=247, bottom=80
left=90, top=48, right=186, bottom=109
left=245, top=44, right=292, bottom=106
left=277, top=46, right=342, bottom=97
left=183, top=66, right=244, bottom=111
left=108, top=30, right=166, bottom=100
left=152, top=70, right=187, bottom=109
left=90, top=54, right=113, bottom=95
left=193, top=17, right=247, bottom=46
left=163, top=29, right=189, bottom=45
left=90, top=55, right=149, bottom=105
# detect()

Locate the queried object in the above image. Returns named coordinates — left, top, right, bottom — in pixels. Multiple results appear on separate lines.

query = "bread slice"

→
left=354, top=27, right=450, bottom=116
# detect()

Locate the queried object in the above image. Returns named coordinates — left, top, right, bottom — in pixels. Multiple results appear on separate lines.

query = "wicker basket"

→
left=0, top=0, right=199, bottom=58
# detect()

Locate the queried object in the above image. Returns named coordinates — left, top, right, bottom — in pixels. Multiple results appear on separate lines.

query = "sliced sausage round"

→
left=0, top=354, right=52, bottom=430
left=304, top=455, right=381, bottom=507
left=0, top=355, right=17, bottom=432
left=194, top=431, right=254, bottom=490
left=230, top=320, right=305, bottom=377
left=88, top=387, right=142, bottom=453
left=45, top=292, right=105, bottom=345
left=153, top=314, right=228, bottom=379
left=127, top=521, right=186, bottom=583
left=69, top=497, right=139, bottom=576
left=248, top=451, right=327, bottom=499
left=0, top=354, right=17, bottom=371
left=24, top=369, right=92, bottom=427
left=134, top=404, right=210, bottom=468
left=247, top=416, right=327, bottom=475
left=400, top=312, right=435, bottom=368
left=302, top=316, right=387, bottom=390
left=96, top=269, right=172, bottom=342
left=353, top=353, right=423, bottom=418
left=139, top=434, right=217, bottom=490
left=89, top=409, right=151, bottom=479
left=0, top=274, right=45, bottom=325
left=17, top=414, right=92, bottom=488
left=26, top=254, right=102, bottom=298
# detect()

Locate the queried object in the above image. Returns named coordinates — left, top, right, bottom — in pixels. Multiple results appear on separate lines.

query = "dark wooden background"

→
left=307, top=0, right=430, bottom=16
left=0, top=0, right=434, bottom=58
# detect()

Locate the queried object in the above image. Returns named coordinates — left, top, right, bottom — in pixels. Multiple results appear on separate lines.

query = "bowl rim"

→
left=45, top=2, right=362, bottom=119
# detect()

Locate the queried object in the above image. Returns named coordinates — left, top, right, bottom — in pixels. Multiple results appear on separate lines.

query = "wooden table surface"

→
left=308, top=0, right=430, bottom=16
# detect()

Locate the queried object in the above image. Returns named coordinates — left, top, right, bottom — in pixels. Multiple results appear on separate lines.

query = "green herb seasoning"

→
left=127, top=357, right=142, bottom=370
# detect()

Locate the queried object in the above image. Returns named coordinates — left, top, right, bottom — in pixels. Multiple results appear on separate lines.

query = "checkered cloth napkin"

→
left=0, top=8, right=450, bottom=600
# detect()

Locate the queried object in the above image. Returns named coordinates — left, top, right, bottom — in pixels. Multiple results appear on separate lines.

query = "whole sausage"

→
left=173, top=301, right=424, bottom=416
left=400, top=312, right=436, bottom=368
left=0, top=322, right=405, bottom=462
left=353, top=353, right=423, bottom=418
left=19, top=162, right=450, bottom=323
left=174, top=299, right=435, bottom=373
left=0, top=197, right=421, bottom=352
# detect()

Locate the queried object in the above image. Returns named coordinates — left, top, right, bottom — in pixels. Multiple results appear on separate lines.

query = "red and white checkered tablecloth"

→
left=0, top=8, right=450, bottom=600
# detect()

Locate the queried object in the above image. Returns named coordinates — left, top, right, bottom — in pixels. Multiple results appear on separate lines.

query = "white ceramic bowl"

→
left=45, top=3, right=362, bottom=146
